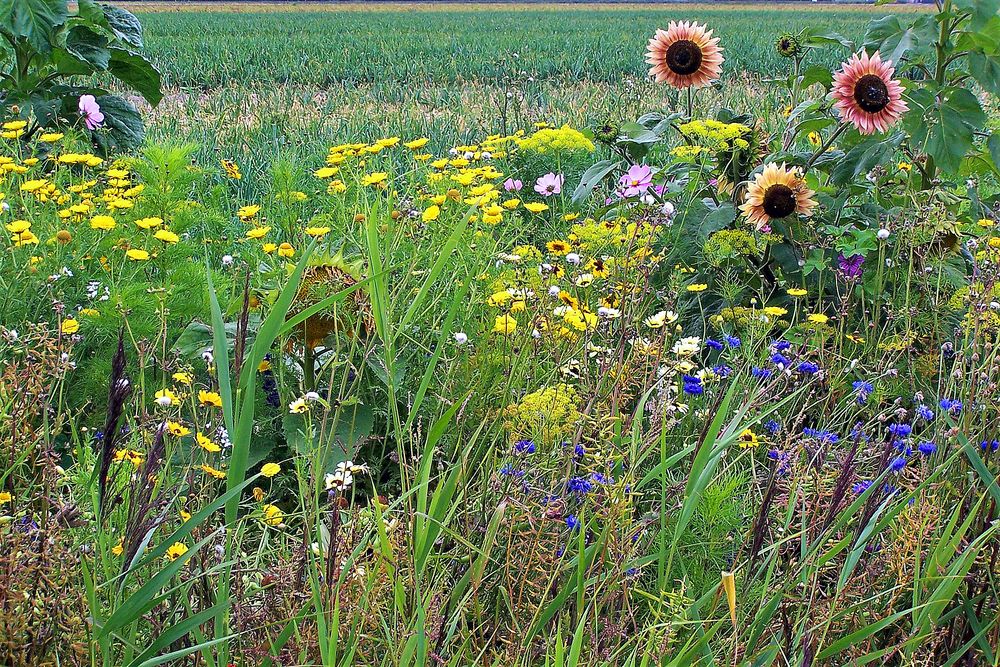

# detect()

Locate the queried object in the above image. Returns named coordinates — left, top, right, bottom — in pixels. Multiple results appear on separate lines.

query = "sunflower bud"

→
left=775, top=33, right=802, bottom=59
left=593, top=121, right=620, bottom=145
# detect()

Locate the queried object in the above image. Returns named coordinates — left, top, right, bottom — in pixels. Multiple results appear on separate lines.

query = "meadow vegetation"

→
left=2, top=1, right=1000, bottom=666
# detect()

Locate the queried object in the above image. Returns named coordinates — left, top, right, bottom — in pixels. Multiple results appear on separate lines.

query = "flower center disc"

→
left=665, top=40, right=704, bottom=76
left=853, top=74, right=890, bottom=114
left=763, top=184, right=797, bottom=219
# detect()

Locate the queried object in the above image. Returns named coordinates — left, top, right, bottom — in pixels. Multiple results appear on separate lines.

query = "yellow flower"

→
left=197, top=433, right=221, bottom=453
left=172, top=371, right=193, bottom=385
left=200, top=464, right=226, bottom=480
left=0, top=491, right=12, bottom=505
left=738, top=429, right=760, bottom=449
left=165, top=542, right=189, bottom=561
left=221, top=159, right=242, bottom=180
left=61, top=318, right=80, bottom=335
left=524, top=202, right=549, bottom=214
left=278, top=243, right=295, bottom=258
left=314, top=166, right=339, bottom=179
left=154, top=388, right=178, bottom=405
left=6, top=220, right=30, bottom=234
left=154, top=229, right=179, bottom=244
left=686, top=283, right=708, bottom=293
left=246, top=226, right=271, bottom=240
left=405, top=137, right=430, bottom=149
left=261, top=462, right=281, bottom=478
left=493, top=314, right=517, bottom=335
left=787, top=288, right=807, bottom=297
left=111, top=538, right=124, bottom=556
left=422, top=205, right=440, bottom=222
left=763, top=306, right=787, bottom=317
left=198, top=390, right=223, bottom=407
left=305, top=226, right=330, bottom=238
left=807, top=313, right=829, bottom=324
left=262, top=242, right=277, bottom=253
left=126, top=249, right=150, bottom=261
left=261, top=503, right=283, bottom=527
left=288, top=398, right=309, bottom=414
left=360, top=172, right=388, bottom=187
left=546, top=240, right=571, bottom=255
left=90, top=215, right=116, bottom=231
left=40, top=132, right=64, bottom=142
left=135, top=217, right=163, bottom=229
left=237, top=205, right=261, bottom=220
left=166, top=421, right=191, bottom=437
left=977, top=218, right=995, bottom=228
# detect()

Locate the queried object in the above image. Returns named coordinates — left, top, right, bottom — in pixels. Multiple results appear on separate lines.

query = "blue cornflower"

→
left=888, top=423, right=912, bottom=438
left=683, top=382, right=704, bottom=396
left=591, top=472, right=611, bottom=485
left=797, top=361, right=819, bottom=374
left=565, top=515, right=581, bottom=530
left=566, top=476, right=593, bottom=495
left=752, top=367, right=772, bottom=380
left=917, top=441, right=937, bottom=456
left=514, top=439, right=536, bottom=455
left=773, top=340, right=791, bottom=352
left=706, top=338, right=723, bottom=351
left=852, top=480, right=872, bottom=495
left=500, top=465, right=524, bottom=478
left=803, top=427, right=839, bottom=443
left=916, top=404, right=934, bottom=421
left=889, top=456, right=907, bottom=472
left=939, top=398, right=962, bottom=415
left=724, top=334, right=741, bottom=348
left=764, top=419, right=781, bottom=434
left=573, top=443, right=586, bottom=459
left=712, top=364, right=733, bottom=378
left=980, top=439, right=999, bottom=452
left=771, top=352, right=790, bottom=367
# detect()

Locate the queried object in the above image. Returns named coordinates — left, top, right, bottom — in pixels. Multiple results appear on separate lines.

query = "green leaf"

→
left=108, top=47, right=162, bottom=106
left=0, top=0, right=67, bottom=53
left=905, top=87, right=986, bottom=175
left=968, top=51, right=1000, bottom=96
left=989, top=133, right=1000, bottom=174
left=63, top=24, right=110, bottom=69
left=864, top=15, right=917, bottom=65
left=571, top=159, right=620, bottom=206
left=101, top=3, right=144, bottom=48
left=799, top=64, right=833, bottom=89
left=831, top=135, right=901, bottom=186
left=92, top=94, right=145, bottom=152
left=954, top=0, right=1000, bottom=30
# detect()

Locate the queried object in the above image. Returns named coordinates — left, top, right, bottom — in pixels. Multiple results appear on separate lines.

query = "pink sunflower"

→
left=646, top=21, right=724, bottom=89
left=831, top=51, right=908, bottom=135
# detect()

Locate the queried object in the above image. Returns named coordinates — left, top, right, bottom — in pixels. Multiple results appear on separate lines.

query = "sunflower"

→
left=289, top=251, right=373, bottom=349
left=831, top=51, right=907, bottom=135
left=646, top=21, right=724, bottom=89
left=740, top=163, right=817, bottom=230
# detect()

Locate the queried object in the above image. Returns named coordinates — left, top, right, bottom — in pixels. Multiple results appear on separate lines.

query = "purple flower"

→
left=566, top=514, right=581, bottom=530
left=503, top=178, right=522, bottom=192
left=618, top=164, right=653, bottom=197
left=534, top=172, right=564, bottom=197
left=889, top=456, right=907, bottom=472
left=918, top=441, right=937, bottom=456
left=79, top=95, right=104, bottom=131
left=838, top=253, right=865, bottom=280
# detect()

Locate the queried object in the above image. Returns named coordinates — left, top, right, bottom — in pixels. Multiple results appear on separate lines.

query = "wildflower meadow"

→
left=3, top=1, right=1000, bottom=665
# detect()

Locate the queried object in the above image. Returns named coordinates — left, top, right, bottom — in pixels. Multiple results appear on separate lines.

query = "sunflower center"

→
left=665, top=40, right=704, bottom=76
left=853, top=74, right=890, bottom=114
left=762, top=184, right=797, bottom=219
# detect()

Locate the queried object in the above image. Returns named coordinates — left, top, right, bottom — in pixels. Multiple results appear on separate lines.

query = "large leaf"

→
left=905, top=87, right=986, bottom=175
left=831, top=134, right=902, bottom=185
left=92, top=94, right=144, bottom=152
left=63, top=24, right=110, bottom=69
left=108, top=47, right=162, bottom=106
left=968, top=51, right=1000, bottom=97
left=101, top=3, right=144, bottom=48
left=954, top=0, right=1000, bottom=30
left=0, top=0, right=67, bottom=53
left=571, top=159, right=620, bottom=207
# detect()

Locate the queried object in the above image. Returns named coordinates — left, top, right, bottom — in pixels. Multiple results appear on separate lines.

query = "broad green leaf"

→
left=0, top=0, right=67, bottom=53
left=108, top=47, right=163, bottom=106
left=571, top=159, right=620, bottom=206
left=93, top=94, right=145, bottom=152
left=63, top=24, right=110, bottom=69
left=102, top=3, right=144, bottom=48
left=905, top=87, right=986, bottom=175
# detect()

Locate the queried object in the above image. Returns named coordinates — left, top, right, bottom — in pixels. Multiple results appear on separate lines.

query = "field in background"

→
left=129, top=3, right=894, bottom=194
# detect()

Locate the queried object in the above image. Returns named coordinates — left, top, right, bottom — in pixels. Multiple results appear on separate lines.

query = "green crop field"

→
left=129, top=3, right=903, bottom=193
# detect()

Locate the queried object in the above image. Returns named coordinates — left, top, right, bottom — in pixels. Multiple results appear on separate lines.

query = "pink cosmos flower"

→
left=503, top=178, right=523, bottom=192
left=618, top=164, right=653, bottom=197
left=79, top=95, right=104, bottom=131
left=534, top=172, right=563, bottom=197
